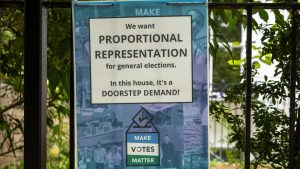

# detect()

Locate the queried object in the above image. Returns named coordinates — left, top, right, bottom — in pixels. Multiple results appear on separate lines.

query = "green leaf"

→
left=272, top=9, right=284, bottom=25
left=252, top=18, right=259, bottom=29
left=252, top=9, right=259, bottom=14
left=209, top=42, right=216, bottom=57
left=261, top=54, right=272, bottom=65
left=232, top=41, right=240, bottom=47
left=227, top=59, right=244, bottom=66
left=253, top=61, right=261, bottom=69
left=222, top=42, right=233, bottom=58
left=259, top=10, right=269, bottom=22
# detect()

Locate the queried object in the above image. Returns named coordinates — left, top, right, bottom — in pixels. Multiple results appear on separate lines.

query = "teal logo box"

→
left=127, top=132, right=160, bottom=166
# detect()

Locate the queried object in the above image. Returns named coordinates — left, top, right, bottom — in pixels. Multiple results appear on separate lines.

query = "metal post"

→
left=24, top=0, right=47, bottom=168
left=245, top=2, right=252, bottom=169
left=70, top=8, right=75, bottom=169
left=289, top=4, right=297, bottom=169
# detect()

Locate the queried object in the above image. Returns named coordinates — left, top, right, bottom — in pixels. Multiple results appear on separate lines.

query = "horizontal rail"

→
left=43, top=2, right=70, bottom=8
left=0, top=1, right=71, bottom=8
left=209, top=2, right=300, bottom=9
left=1, top=1, right=300, bottom=9
left=0, top=1, right=23, bottom=8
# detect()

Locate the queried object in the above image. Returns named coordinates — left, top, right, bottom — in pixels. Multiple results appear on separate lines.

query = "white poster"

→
left=89, top=16, right=192, bottom=104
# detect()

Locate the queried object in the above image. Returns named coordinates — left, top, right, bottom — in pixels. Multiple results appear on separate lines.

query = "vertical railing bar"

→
left=70, top=6, right=75, bottom=169
left=245, top=2, right=252, bottom=169
left=24, top=0, right=47, bottom=168
left=289, top=4, right=297, bottom=169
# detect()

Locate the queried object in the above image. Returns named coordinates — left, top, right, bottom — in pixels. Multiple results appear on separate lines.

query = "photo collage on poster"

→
left=73, top=0, right=208, bottom=169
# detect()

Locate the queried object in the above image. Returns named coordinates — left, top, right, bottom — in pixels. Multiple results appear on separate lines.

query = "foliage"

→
left=213, top=48, right=241, bottom=86
left=209, top=8, right=246, bottom=89
left=47, top=8, right=72, bottom=169
left=210, top=6, right=300, bottom=169
left=0, top=6, right=71, bottom=169
left=0, top=8, right=25, bottom=168
left=225, top=148, right=242, bottom=166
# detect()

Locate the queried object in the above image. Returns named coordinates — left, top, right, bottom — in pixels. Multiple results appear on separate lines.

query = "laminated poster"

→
left=73, top=0, right=208, bottom=168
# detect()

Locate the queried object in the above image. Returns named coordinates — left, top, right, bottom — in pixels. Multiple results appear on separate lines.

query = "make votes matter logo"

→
left=126, top=108, right=160, bottom=166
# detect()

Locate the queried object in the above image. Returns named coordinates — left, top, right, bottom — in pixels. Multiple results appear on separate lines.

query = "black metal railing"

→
left=0, top=1, right=298, bottom=169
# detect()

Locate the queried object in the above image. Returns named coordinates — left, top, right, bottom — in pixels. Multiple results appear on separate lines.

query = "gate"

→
left=0, top=0, right=298, bottom=169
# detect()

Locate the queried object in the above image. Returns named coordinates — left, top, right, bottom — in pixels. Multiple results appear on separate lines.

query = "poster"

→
left=73, top=0, right=208, bottom=168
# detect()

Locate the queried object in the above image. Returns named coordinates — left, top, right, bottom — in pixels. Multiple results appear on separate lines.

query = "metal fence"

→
left=0, top=0, right=298, bottom=169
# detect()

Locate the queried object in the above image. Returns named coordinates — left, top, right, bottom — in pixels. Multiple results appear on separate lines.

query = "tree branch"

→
left=0, top=145, right=23, bottom=157
left=0, top=100, right=23, bottom=115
